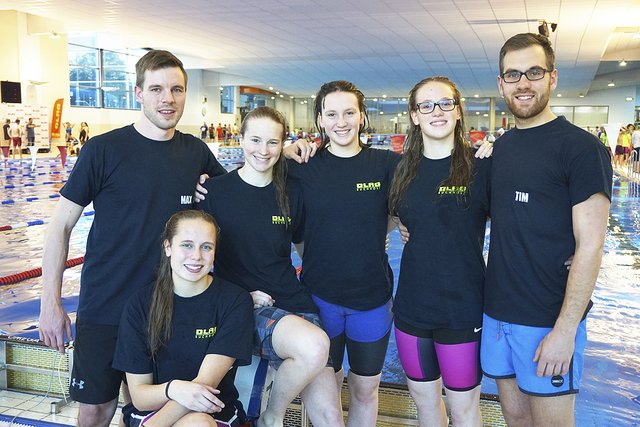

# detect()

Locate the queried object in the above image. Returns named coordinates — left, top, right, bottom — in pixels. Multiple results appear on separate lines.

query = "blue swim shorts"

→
left=480, top=313, right=586, bottom=396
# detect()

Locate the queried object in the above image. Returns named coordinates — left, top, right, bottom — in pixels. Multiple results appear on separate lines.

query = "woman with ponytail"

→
left=113, top=210, right=254, bottom=427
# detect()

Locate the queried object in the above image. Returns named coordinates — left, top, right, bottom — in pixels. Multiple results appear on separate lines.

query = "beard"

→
left=504, top=87, right=551, bottom=121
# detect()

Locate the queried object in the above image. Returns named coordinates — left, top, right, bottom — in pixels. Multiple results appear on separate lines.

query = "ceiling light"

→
left=556, top=94, right=562, bottom=97
left=269, top=87, right=274, bottom=90
left=379, top=111, right=384, bottom=115
left=275, top=91, right=280, bottom=95
left=397, top=113, right=402, bottom=117
left=626, top=97, right=634, bottom=102
left=382, top=95, right=387, bottom=99
left=474, top=94, right=479, bottom=98
left=579, top=94, right=585, bottom=98
left=279, top=94, right=283, bottom=98
left=372, top=98, right=378, bottom=102
left=461, top=97, right=466, bottom=102
left=475, top=112, right=480, bottom=115
left=483, top=113, right=488, bottom=117
left=403, top=111, right=407, bottom=115
left=290, top=95, right=294, bottom=99
left=619, top=59, right=627, bottom=67
left=271, top=96, right=275, bottom=99
left=607, top=81, right=615, bottom=87
left=501, top=112, right=505, bottom=115
left=401, top=98, right=407, bottom=102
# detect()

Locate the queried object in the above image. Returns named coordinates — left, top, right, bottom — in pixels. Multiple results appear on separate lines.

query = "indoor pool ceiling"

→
left=3, top=0, right=640, bottom=98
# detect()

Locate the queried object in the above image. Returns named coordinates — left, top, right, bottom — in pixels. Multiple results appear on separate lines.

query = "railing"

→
left=628, top=148, right=639, bottom=180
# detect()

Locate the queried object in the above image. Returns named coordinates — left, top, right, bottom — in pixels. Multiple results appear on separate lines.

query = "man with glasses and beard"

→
left=481, top=33, right=613, bottom=426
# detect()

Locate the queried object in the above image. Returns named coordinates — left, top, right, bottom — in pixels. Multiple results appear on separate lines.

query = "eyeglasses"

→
left=501, top=67, right=552, bottom=83
left=415, top=98, right=458, bottom=114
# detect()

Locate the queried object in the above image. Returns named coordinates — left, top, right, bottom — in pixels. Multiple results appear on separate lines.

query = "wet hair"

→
left=499, top=33, right=555, bottom=74
left=389, top=76, right=474, bottom=215
left=240, top=106, right=290, bottom=223
left=313, top=80, right=369, bottom=152
left=147, top=210, right=219, bottom=358
left=135, top=49, right=188, bottom=89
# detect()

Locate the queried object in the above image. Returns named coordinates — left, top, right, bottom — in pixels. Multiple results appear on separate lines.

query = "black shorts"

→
left=69, top=321, right=124, bottom=404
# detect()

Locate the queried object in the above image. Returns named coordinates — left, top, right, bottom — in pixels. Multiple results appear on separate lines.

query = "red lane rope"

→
left=0, top=256, right=84, bottom=285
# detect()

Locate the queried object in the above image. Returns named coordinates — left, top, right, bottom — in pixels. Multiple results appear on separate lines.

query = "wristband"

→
left=165, top=380, right=174, bottom=400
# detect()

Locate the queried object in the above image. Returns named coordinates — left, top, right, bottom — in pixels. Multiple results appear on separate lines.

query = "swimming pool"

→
left=1, top=152, right=638, bottom=425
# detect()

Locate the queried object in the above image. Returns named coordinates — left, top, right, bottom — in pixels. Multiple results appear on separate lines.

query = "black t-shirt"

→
left=2, top=124, right=9, bottom=140
left=199, top=170, right=316, bottom=313
left=288, top=147, right=400, bottom=310
left=113, top=276, right=253, bottom=422
left=60, top=125, right=226, bottom=325
left=394, top=156, right=490, bottom=330
left=485, top=117, right=613, bottom=327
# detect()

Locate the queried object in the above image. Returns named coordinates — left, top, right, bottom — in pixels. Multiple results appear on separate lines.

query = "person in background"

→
left=9, top=118, right=23, bottom=159
left=614, top=126, right=627, bottom=169
left=599, top=127, right=611, bottom=155
left=2, top=118, right=12, bottom=164
left=217, top=123, right=223, bottom=142
left=64, top=122, right=75, bottom=142
left=630, top=123, right=640, bottom=173
left=79, top=122, right=90, bottom=146
left=482, top=33, right=612, bottom=427
left=113, top=210, right=253, bottom=427
left=209, top=123, right=216, bottom=141
left=201, top=122, right=208, bottom=140
left=622, top=124, right=633, bottom=166
left=25, top=118, right=38, bottom=146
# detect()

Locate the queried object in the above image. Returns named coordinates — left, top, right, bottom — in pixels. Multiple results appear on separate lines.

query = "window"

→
left=102, top=50, right=138, bottom=109
left=550, top=105, right=608, bottom=127
left=68, top=44, right=143, bottom=110
left=69, top=45, right=101, bottom=107
left=220, top=86, right=235, bottom=114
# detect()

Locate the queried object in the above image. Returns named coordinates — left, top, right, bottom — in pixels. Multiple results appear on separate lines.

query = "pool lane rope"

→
left=1, top=171, right=67, bottom=179
left=2, top=180, right=67, bottom=189
left=1, top=194, right=61, bottom=204
left=0, top=256, right=84, bottom=285
left=0, top=210, right=95, bottom=232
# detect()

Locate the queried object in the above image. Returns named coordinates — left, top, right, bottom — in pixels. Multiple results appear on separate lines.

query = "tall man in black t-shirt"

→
left=481, top=33, right=612, bottom=426
left=38, top=50, right=229, bottom=427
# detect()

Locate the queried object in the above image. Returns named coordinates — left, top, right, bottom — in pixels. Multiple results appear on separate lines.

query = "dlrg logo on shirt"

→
left=272, top=215, right=292, bottom=225
left=356, top=181, right=381, bottom=191
left=195, top=327, right=217, bottom=339
left=438, top=185, right=467, bottom=195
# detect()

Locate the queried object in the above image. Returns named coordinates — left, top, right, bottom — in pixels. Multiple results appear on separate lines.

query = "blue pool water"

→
left=1, top=151, right=639, bottom=425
